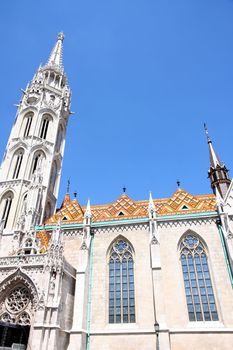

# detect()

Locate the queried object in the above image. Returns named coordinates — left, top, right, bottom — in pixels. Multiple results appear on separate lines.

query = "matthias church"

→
left=0, top=34, right=232, bottom=350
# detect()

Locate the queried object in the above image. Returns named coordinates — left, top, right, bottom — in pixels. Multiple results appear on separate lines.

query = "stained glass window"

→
left=180, top=234, right=218, bottom=322
left=109, top=238, right=135, bottom=323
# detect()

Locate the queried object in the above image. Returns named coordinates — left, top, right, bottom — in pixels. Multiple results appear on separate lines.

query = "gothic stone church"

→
left=0, top=34, right=233, bottom=350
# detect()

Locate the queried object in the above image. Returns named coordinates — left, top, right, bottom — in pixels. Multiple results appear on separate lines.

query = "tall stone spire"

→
left=47, top=32, right=64, bottom=70
left=0, top=33, right=71, bottom=241
left=204, top=124, right=230, bottom=199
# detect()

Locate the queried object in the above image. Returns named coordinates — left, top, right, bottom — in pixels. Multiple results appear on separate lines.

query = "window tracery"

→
left=108, top=238, right=135, bottom=323
left=6, top=286, right=30, bottom=314
left=0, top=286, right=31, bottom=326
left=180, top=234, right=218, bottom=321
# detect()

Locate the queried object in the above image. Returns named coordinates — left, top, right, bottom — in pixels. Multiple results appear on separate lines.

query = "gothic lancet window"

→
left=108, top=238, right=135, bottom=323
left=180, top=234, right=218, bottom=322
left=30, top=152, right=44, bottom=178
left=12, top=150, right=24, bottom=179
left=39, top=114, right=51, bottom=140
left=0, top=192, right=13, bottom=229
left=23, top=112, right=33, bottom=137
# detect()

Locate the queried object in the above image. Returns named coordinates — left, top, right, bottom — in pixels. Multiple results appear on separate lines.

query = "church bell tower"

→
left=0, top=33, right=71, bottom=234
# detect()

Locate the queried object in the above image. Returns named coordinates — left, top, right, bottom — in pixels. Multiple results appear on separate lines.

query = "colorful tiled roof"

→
left=46, top=189, right=216, bottom=225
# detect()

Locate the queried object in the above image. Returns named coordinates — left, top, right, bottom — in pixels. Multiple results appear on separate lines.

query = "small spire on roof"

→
left=122, top=185, right=126, bottom=193
left=176, top=179, right=181, bottom=188
left=148, top=191, right=156, bottom=218
left=84, top=199, right=92, bottom=219
left=74, top=190, right=77, bottom=198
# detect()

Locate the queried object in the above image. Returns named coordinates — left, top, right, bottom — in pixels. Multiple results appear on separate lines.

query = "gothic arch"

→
left=20, top=106, right=37, bottom=115
left=107, top=235, right=136, bottom=323
left=30, top=143, right=50, bottom=155
left=21, top=111, right=34, bottom=137
left=8, top=141, right=28, bottom=154
left=0, top=190, right=14, bottom=230
left=0, top=268, right=38, bottom=306
left=8, top=147, right=25, bottom=180
left=178, top=230, right=218, bottom=322
left=28, top=149, right=46, bottom=179
left=39, top=107, right=57, bottom=119
left=0, top=269, right=39, bottom=326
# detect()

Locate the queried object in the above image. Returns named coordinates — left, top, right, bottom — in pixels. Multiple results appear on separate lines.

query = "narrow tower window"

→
left=39, top=115, right=51, bottom=140
left=49, top=162, right=58, bottom=194
left=30, top=152, right=44, bottom=178
left=180, top=234, right=218, bottom=322
left=0, top=192, right=13, bottom=229
left=23, top=113, right=33, bottom=137
left=55, top=125, right=64, bottom=153
left=12, top=151, right=24, bottom=179
left=108, top=238, right=135, bottom=323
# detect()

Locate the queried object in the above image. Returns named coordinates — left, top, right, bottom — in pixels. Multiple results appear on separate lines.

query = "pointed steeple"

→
left=204, top=124, right=230, bottom=199
left=204, top=124, right=222, bottom=168
left=47, top=32, right=64, bottom=70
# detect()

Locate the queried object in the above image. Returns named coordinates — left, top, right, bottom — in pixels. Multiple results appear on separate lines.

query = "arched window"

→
left=0, top=192, right=13, bottom=229
left=39, top=114, right=51, bottom=139
left=21, top=193, right=28, bottom=214
left=23, top=112, right=33, bottom=137
left=180, top=234, right=218, bottom=322
left=108, top=238, right=135, bottom=323
left=30, top=151, right=44, bottom=178
left=12, top=150, right=24, bottom=179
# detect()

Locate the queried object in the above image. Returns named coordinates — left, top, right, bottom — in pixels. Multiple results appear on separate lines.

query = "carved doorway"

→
left=0, top=322, right=30, bottom=349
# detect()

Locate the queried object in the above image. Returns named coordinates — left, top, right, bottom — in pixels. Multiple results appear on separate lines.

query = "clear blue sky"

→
left=0, top=0, right=233, bottom=206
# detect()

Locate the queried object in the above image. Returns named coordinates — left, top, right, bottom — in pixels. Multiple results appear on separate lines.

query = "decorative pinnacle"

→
left=148, top=191, right=156, bottom=215
left=176, top=179, right=180, bottom=188
left=123, top=186, right=126, bottom=193
left=84, top=199, right=92, bottom=219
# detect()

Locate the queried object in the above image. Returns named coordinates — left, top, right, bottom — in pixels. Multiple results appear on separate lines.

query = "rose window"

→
left=6, top=286, right=30, bottom=314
